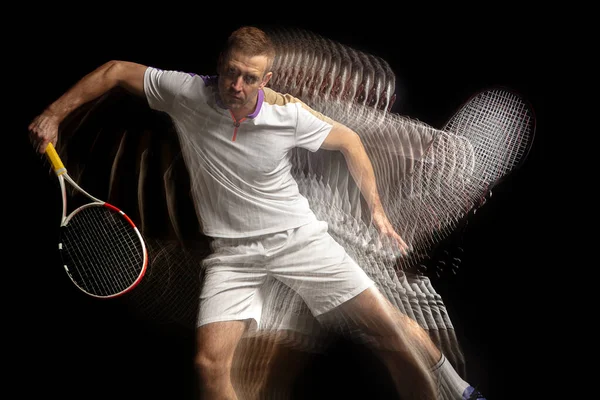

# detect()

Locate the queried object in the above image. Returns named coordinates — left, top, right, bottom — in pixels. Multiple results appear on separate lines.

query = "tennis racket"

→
left=45, top=142, right=148, bottom=298
left=442, top=85, right=536, bottom=198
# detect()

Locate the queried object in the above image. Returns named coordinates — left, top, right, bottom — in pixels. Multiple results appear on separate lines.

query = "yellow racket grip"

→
left=45, top=142, right=66, bottom=176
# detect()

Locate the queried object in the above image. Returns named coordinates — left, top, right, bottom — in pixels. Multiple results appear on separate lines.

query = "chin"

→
left=227, top=102, right=241, bottom=110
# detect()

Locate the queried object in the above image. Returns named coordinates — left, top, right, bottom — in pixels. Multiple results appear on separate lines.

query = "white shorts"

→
left=197, top=220, right=375, bottom=331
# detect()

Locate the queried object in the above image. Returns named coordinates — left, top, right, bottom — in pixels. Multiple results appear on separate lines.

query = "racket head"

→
left=442, top=85, right=537, bottom=196
left=59, top=202, right=148, bottom=298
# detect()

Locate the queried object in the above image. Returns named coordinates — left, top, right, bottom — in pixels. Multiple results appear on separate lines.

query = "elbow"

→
left=102, top=60, right=121, bottom=74
left=102, top=60, right=128, bottom=84
left=340, top=131, right=363, bottom=156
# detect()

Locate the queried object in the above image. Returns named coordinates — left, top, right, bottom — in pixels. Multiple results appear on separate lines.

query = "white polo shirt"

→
left=144, top=67, right=335, bottom=238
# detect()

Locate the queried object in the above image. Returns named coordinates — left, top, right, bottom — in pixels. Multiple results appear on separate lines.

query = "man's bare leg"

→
left=319, top=286, right=441, bottom=400
left=195, top=320, right=248, bottom=400
left=233, top=331, right=313, bottom=399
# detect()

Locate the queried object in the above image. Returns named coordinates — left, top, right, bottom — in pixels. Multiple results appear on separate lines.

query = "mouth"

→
left=227, top=92, right=242, bottom=101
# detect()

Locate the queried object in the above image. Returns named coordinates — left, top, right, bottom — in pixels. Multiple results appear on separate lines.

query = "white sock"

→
left=431, top=354, right=471, bottom=399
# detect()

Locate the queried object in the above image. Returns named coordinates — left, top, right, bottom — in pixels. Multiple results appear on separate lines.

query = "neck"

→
left=231, top=93, right=259, bottom=120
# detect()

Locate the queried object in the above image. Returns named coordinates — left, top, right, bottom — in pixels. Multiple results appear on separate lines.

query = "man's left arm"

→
left=320, top=121, right=409, bottom=255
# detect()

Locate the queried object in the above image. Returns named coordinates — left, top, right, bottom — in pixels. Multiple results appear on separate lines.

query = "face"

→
left=218, top=50, right=272, bottom=110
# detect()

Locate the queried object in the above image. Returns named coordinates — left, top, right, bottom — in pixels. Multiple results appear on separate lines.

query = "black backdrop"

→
left=14, top=8, right=550, bottom=400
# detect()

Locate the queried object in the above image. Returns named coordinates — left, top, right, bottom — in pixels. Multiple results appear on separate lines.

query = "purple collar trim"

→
left=247, top=89, right=264, bottom=118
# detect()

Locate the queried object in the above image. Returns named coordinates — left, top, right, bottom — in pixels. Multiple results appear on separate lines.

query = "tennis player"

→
left=28, top=25, right=486, bottom=400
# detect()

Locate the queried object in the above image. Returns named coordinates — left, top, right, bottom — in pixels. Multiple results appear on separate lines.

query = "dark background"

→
left=13, top=8, right=552, bottom=400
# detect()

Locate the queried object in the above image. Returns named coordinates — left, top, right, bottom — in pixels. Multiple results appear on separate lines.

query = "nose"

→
left=231, top=76, right=244, bottom=91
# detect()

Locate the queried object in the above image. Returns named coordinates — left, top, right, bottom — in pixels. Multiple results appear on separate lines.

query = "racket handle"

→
left=45, top=143, right=66, bottom=176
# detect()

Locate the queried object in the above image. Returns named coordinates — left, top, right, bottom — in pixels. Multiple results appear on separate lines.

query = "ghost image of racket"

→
left=44, top=142, right=148, bottom=298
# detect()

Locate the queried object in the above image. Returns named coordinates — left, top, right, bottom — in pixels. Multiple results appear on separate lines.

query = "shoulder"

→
left=262, top=87, right=304, bottom=107
left=261, top=87, right=335, bottom=125
left=146, top=67, right=214, bottom=88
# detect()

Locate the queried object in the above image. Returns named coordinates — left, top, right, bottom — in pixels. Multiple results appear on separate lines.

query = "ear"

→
left=260, top=71, right=273, bottom=88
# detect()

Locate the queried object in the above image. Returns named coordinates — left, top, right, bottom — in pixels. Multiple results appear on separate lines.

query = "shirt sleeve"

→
left=143, top=67, right=192, bottom=114
left=294, top=102, right=334, bottom=152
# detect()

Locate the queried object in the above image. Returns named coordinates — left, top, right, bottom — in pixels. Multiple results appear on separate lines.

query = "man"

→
left=28, top=25, right=485, bottom=400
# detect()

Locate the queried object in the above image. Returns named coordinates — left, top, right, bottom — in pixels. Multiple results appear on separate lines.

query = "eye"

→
left=244, top=76, right=258, bottom=84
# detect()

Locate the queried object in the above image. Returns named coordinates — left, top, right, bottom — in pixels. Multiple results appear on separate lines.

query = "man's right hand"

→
left=28, top=110, right=60, bottom=154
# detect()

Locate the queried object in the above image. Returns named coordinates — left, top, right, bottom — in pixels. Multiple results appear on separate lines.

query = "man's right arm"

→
left=28, top=60, right=148, bottom=153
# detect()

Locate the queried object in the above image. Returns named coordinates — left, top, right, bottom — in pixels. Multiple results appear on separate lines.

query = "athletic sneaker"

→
left=463, top=386, right=487, bottom=399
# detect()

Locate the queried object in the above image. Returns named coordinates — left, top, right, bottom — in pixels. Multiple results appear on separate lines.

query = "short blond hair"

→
left=220, top=26, right=276, bottom=74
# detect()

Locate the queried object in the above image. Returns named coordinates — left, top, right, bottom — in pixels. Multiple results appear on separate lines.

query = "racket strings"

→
left=61, top=205, right=145, bottom=297
left=443, top=88, right=535, bottom=185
